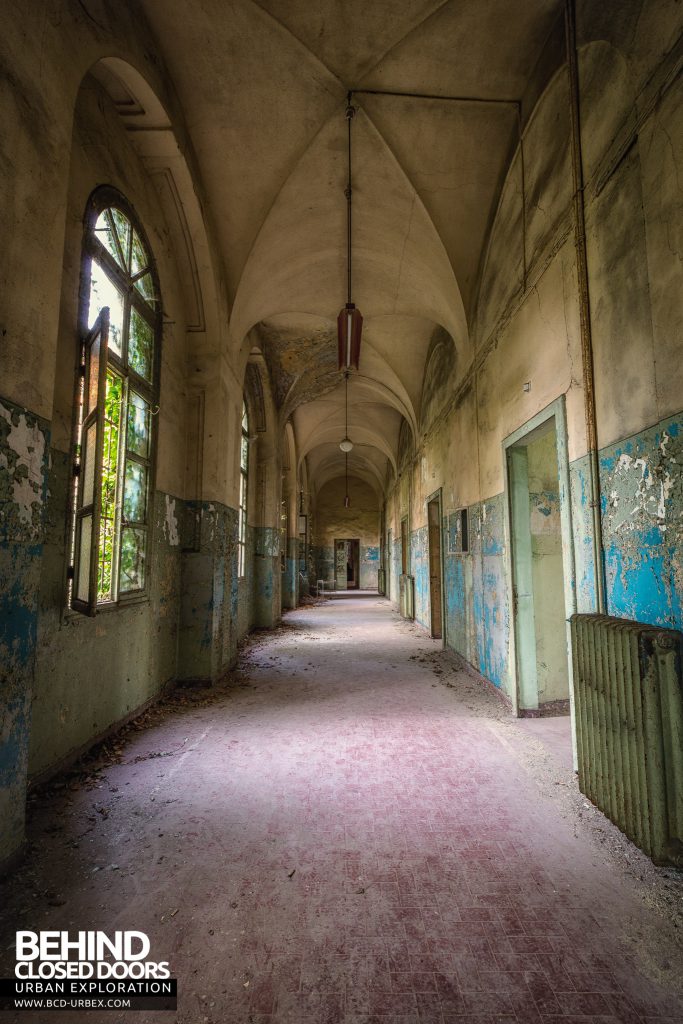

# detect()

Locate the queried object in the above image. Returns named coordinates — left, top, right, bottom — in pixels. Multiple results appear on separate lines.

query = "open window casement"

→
left=72, top=307, right=109, bottom=616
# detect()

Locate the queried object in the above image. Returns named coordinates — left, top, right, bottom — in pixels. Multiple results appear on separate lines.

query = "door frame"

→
left=502, top=396, right=578, bottom=765
left=334, top=538, right=346, bottom=590
left=334, top=537, right=360, bottom=590
left=349, top=538, right=360, bottom=589
left=426, top=488, right=446, bottom=647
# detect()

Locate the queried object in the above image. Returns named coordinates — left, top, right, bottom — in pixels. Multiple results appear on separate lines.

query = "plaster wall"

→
left=385, top=16, right=683, bottom=701
left=0, top=1, right=238, bottom=864
left=312, top=478, right=380, bottom=590
left=30, top=76, right=189, bottom=775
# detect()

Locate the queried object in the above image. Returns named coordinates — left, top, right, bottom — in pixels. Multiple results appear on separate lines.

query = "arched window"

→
left=69, top=188, right=160, bottom=615
left=238, top=401, right=249, bottom=577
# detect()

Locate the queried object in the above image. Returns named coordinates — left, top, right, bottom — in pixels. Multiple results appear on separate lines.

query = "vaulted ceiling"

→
left=140, top=0, right=563, bottom=496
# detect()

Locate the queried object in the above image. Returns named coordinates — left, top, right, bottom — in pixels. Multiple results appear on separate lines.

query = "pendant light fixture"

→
left=339, top=369, right=353, bottom=453
left=338, top=94, right=362, bottom=372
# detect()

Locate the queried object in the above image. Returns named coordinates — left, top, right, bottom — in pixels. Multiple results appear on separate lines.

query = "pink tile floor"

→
left=511, top=717, right=574, bottom=770
left=1, top=597, right=682, bottom=1023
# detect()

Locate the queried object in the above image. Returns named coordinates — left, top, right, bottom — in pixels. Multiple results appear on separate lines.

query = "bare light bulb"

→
left=340, top=437, right=353, bottom=452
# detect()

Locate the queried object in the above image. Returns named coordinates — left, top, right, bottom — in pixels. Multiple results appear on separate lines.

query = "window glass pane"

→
left=76, top=515, right=92, bottom=603
left=98, top=517, right=116, bottom=603
left=129, top=308, right=153, bottom=381
left=98, top=371, right=123, bottom=603
left=242, top=403, right=248, bottom=432
left=86, top=341, right=99, bottom=416
left=88, top=260, right=124, bottom=356
left=94, top=211, right=122, bottom=266
left=110, top=208, right=131, bottom=270
left=127, top=392, right=151, bottom=458
left=131, top=230, right=148, bottom=277
left=134, top=272, right=155, bottom=306
left=120, top=527, right=146, bottom=592
left=82, top=422, right=97, bottom=507
left=241, top=434, right=249, bottom=471
left=124, top=460, right=147, bottom=524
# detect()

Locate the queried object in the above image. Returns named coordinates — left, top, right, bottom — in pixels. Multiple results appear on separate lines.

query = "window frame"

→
left=446, top=507, right=469, bottom=554
left=238, top=400, right=249, bottom=578
left=69, top=187, right=161, bottom=615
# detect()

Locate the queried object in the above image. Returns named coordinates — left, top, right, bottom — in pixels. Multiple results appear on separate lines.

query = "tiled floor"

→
left=511, top=716, right=574, bottom=770
left=1, top=597, right=682, bottom=1023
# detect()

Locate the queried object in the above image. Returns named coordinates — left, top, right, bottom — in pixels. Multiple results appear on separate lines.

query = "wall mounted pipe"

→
left=565, top=0, right=606, bottom=614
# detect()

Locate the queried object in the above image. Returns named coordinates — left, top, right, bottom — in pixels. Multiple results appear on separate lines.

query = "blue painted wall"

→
left=599, top=412, right=682, bottom=630
left=470, top=496, right=509, bottom=690
left=410, top=526, right=429, bottom=628
left=420, top=410, right=683, bottom=705
left=0, top=398, right=50, bottom=864
left=440, top=495, right=509, bottom=690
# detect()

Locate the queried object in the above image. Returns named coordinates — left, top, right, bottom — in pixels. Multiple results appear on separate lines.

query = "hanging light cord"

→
left=343, top=93, right=354, bottom=510
left=345, top=93, right=354, bottom=306
left=344, top=369, right=349, bottom=436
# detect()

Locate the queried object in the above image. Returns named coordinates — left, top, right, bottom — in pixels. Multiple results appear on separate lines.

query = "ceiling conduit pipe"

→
left=565, top=0, right=607, bottom=614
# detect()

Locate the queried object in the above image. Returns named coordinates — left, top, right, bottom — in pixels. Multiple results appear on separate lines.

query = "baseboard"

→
left=519, top=698, right=571, bottom=718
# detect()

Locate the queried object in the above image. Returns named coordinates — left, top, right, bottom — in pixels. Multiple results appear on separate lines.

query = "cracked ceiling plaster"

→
left=141, top=0, right=563, bottom=496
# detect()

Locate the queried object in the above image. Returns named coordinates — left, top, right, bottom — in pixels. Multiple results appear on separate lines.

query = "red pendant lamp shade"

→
left=338, top=302, right=362, bottom=371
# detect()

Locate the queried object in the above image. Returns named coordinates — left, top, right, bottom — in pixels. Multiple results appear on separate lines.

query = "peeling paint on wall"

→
left=470, top=496, right=509, bottom=690
left=569, top=455, right=597, bottom=611
left=163, top=494, right=180, bottom=546
left=0, top=401, right=49, bottom=543
left=0, top=397, right=50, bottom=864
left=410, top=526, right=429, bottom=629
left=600, top=414, right=683, bottom=629
left=178, top=501, right=239, bottom=682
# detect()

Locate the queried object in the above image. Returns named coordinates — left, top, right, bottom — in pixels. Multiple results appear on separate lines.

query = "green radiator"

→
left=570, top=614, right=683, bottom=866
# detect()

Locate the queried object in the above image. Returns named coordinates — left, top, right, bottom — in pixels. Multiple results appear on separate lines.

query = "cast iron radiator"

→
left=399, top=574, right=415, bottom=620
left=570, top=614, right=683, bottom=865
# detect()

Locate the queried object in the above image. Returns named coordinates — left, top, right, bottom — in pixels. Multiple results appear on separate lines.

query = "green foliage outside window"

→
left=98, top=370, right=123, bottom=602
left=70, top=193, right=158, bottom=614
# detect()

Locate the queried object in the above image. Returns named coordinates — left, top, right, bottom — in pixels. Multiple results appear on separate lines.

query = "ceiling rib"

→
left=351, top=85, right=528, bottom=301
left=249, top=0, right=453, bottom=88
left=351, top=88, right=519, bottom=106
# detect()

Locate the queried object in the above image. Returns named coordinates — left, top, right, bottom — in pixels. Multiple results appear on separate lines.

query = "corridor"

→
left=1, top=598, right=681, bottom=1023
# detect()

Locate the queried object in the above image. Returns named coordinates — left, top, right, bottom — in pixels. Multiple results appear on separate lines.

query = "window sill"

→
left=63, top=593, right=150, bottom=621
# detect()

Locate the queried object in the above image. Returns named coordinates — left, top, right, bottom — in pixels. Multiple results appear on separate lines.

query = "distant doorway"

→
left=506, top=413, right=570, bottom=716
left=427, top=493, right=443, bottom=640
left=335, top=538, right=360, bottom=590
